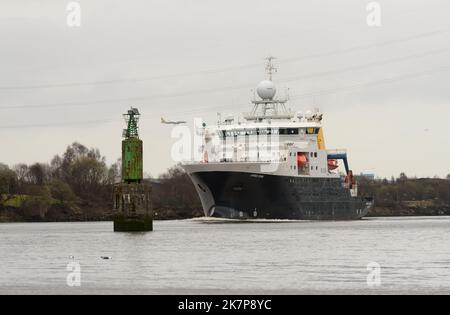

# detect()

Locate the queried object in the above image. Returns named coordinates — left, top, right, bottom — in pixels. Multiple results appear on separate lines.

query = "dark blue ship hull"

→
left=189, top=171, right=372, bottom=220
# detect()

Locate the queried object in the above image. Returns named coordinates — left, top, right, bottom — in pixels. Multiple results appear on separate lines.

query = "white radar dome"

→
left=256, top=80, right=276, bottom=100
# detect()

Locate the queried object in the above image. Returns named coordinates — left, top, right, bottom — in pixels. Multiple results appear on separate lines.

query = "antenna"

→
left=123, top=107, right=140, bottom=139
left=265, top=56, right=277, bottom=81
left=217, top=112, right=221, bottom=125
left=245, top=58, right=294, bottom=121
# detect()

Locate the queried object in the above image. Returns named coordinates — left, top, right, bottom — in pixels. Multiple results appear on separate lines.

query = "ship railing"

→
left=326, top=149, right=347, bottom=155
left=243, top=112, right=295, bottom=120
left=218, top=158, right=284, bottom=164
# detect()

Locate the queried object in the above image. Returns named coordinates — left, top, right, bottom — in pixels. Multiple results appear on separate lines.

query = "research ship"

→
left=182, top=57, right=373, bottom=220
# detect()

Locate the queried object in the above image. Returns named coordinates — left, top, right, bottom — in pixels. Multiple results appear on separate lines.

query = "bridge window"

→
left=220, top=127, right=301, bottom=138
left=279, top=128, right=299, bottom=135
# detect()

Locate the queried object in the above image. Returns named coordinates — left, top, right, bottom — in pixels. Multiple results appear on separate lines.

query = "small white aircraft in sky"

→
left=161, top=117, right=187, bottom=125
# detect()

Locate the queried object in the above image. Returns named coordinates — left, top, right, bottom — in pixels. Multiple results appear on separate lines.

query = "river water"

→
left=0, top=217, right=449, bottom=295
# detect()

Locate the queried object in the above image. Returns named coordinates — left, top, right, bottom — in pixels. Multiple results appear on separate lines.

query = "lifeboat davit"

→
left=297, top=153, right=307, bottom=167
left=327, top=159, right=339, bottom=170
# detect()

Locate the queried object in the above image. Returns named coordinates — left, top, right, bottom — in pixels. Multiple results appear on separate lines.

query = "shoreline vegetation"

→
left=1, top=142, right=450, bottom=223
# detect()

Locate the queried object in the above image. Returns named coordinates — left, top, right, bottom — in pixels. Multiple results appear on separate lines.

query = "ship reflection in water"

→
left=0, top=217, right=449, bottom=294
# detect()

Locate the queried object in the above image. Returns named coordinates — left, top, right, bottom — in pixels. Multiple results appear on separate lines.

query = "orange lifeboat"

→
left=297, top=153, right=307, bottom=168
left=327, top=159, right=338, bottom=170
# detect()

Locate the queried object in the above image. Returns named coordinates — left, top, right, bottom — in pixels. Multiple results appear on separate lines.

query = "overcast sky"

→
left=1, top=0, right=449, bottom=178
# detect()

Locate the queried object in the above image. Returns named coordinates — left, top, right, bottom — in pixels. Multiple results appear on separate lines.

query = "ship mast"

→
left=244, top=56, right=294, bottom=121
left=265, top=56, right=277, bottom=81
